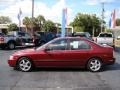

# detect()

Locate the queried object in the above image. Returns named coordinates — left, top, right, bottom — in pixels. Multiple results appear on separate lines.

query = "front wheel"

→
left=87, top=58, right=102, bottom=72
left=17, top=57, right=33, bottom=72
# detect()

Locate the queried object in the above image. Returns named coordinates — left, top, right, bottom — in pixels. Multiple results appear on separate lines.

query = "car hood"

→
left=13, top=48, right=36, bottom=55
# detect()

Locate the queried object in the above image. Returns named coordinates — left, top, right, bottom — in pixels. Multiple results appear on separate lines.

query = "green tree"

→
left=116, top=18, right=120, bottom=26
left=23, top=15, right=46, bottom=32
left=43, top=20, right=56, bottom=32
left=8, top=23, right=19, bottom=31
left=70, top=13, right=101, bottom=36
left=23, top=16, right=57, bottom=33
left=23, top=17, right=31, bottom=31
left=36, top=15, right=45, bottom=31
left=0, top=16, right=11, bottom=24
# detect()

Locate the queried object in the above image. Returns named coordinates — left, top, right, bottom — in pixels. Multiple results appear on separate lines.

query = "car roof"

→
left=54, top=36, right=89, bottom=41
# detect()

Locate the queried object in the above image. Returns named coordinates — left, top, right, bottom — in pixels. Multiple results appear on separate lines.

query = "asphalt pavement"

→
left=0, top=47, right=120, bottom=90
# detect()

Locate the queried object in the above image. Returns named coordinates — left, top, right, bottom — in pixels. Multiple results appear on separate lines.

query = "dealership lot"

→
left=0, top=47, right=120, bottom=90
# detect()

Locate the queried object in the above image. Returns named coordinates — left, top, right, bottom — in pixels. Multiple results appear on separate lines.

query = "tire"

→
left=8, top=42, right=15, bottom=50
left=87, top=58, right=102, bottom=72
left=17, top=57, right=33, bottom=72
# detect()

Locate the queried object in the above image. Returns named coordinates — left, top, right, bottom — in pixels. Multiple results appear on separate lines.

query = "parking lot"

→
left=0, top=47, right=120, bottom=90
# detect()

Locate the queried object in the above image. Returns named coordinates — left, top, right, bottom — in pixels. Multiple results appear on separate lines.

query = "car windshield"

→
left=36, top=39, right=56, bottom=50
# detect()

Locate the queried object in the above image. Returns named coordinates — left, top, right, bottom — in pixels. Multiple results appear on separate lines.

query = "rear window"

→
left=99, top=33, right=113, bottom=37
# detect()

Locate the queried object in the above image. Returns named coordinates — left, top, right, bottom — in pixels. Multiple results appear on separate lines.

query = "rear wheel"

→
left=17, top=57, right=33, bottom=72
left=87, top=58, right=102, bottom=72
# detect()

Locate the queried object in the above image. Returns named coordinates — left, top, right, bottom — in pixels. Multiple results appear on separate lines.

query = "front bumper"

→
left=8, top=59, right=17, bottom=67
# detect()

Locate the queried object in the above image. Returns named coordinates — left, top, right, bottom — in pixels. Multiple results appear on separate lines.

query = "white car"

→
left=96, top=32, right=114, bottom=46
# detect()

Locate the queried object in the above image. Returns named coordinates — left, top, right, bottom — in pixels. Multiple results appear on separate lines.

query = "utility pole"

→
left=32, top=0, right=34, bottom=35
left=101, top=2, right=105, bottom=32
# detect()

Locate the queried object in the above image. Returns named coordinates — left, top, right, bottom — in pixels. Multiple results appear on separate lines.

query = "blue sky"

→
left=0, top=0, right=120, bottom=26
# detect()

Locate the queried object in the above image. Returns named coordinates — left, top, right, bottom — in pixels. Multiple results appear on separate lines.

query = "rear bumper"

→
left=0, top=43, right=7, bottom=48
left=106, top=57, right=115, bottom=65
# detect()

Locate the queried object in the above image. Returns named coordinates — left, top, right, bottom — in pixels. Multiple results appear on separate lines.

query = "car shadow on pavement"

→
left=31, top=62, right=120, bottom=72
left=101, top=63, right=120, bottom=72
left=32, top=68, right=88, bottom=72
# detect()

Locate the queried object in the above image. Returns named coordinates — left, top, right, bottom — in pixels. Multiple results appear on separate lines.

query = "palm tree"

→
left=23, top=17, right=31, bottom=32
left=36, top=15, right=45, bottom=31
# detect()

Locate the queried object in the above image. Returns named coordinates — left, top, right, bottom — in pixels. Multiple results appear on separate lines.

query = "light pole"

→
left=101, top=2, right=105, bottom=32
left=32, top=0, right=34, bottom=18
left=32, top=0, right=34, bottom=35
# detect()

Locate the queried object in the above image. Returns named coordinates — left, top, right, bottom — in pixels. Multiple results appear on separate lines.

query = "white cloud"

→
left=0, top=0, right=73, bottom=25
left=116, top=8, right=120, bottom=19
left=86, top=0, right=98, bottom=5
left=86, top=0, right=116, bottom=5
left=105, top=9, right=120, bottom=19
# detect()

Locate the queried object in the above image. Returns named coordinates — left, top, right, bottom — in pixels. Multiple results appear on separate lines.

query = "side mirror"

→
left=44, top=48, right=51, bottom=52
left=44, top=46, right=51, bottom=52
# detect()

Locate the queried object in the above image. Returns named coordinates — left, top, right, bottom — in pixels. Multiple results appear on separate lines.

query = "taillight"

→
left=0, top=37, right=4, bottom=41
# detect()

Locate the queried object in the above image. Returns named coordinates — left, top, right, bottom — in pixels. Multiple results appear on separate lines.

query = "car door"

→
left=66, top=38, right=92, bottom=66
left=43, top=38, right=70, bottom=67
left=33, top=38, right=69, bottom=67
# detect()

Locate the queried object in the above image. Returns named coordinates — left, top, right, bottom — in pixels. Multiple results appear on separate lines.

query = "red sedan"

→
left=8, top=37, right=115, bottom=72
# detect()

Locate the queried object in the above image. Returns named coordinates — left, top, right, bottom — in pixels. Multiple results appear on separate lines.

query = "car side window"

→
left=70, top=39, right=91, bottom=50
left=47, top=39, right=68, bottom=50
left=78, top=41, right=91, bottom=49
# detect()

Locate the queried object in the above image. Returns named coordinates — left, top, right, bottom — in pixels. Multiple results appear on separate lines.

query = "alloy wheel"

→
left=87, top=58, right=102, bottom=72
left=18, top=57, right=32, bottom=72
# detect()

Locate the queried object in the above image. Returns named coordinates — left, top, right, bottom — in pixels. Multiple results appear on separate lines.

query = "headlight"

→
left=9, top=56, right=14, bottom=60
left=9, top=55, right=19, bottom=60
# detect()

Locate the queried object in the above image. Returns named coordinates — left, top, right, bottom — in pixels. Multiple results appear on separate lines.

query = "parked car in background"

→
left=8, top=37, right=115, bottom=72
left=96, top=32, right=114, bottom=47
left=73, top=32, right=93, bottom=41
left=0, top=31, right=33, bottom=49
left=56, top=32, right=73, bottom=37
left=112, top=29, right=120, bottom=47
left=34, top=31, right=56, bottom=46
left=0, top=32, right=5, bottom=36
